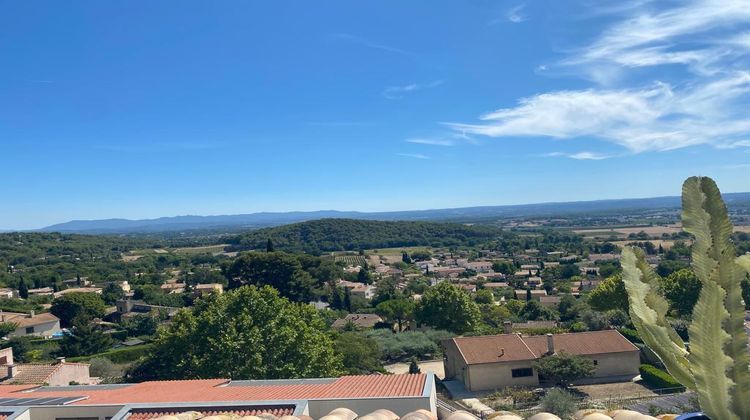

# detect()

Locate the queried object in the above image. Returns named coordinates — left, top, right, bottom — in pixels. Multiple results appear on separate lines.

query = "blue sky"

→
left=2, top=0, right=750, bottom=229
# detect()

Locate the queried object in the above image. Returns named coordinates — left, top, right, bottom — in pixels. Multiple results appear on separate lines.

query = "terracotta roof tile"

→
left=1, top=364, right=61, bottom=385
left=450, top=331, right=638, bottom=365
left=447, top=334, right=537, bottom=364
left=0, top=374, right=426, bottom=405
left=127, top=406, right=295, bottom=420
left=523, top=330, right=638, bottom=356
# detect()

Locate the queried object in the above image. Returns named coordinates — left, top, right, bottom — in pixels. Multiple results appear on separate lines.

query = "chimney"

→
left=56, top=357, right=66, bottom=364
left=503, top=320, right=512, bottom=334
left=7, top=364, right=16, bottom=378
left=546, top=333, right=555, bottom=355
left=498, top=348, right=505, bottom=358
left=28, top=310, right=35, bottom=318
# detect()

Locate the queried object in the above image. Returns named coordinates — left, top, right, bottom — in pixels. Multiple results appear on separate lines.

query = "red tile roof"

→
left=127, top=406, right=294, bottom=420
left=0, top=374, right=426, bottom=405
left=522, top=330, right=638, bottom=357
left=449, top=330, right=638, bottom=365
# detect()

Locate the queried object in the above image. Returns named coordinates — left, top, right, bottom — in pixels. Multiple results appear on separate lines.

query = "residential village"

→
left=0, top=219, right=748, bottom=420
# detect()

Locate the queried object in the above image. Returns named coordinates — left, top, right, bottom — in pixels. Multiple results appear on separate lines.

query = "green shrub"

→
left=67, top=343, right=153, bottom=363
left=364, top=329, right=453, bottom=362
left=618, top=327, right=642, bottom=343
left=540, top=388, right=577, bottom=418
left=639, top=364, right=683, bottom=390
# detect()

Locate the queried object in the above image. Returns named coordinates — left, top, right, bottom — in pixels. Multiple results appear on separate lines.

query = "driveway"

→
left=385, top=359, right=445, bottom=379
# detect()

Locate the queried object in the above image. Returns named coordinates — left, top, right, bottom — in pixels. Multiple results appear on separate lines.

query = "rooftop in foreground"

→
left=0, top=374, right=427, bottom=404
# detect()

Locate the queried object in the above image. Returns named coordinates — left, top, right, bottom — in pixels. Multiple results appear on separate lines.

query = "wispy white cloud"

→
left=545, top=151, right=613, bottom=160
left=330, top=33, right=410, bottom=55
left=406, top=138, right=455, bottom=146
left=507, top=5, right=527, bottom=23
left=449, top=0, right=750, bottom=154
left=383, top=80, right=444, bottom=99
left=490, top=4, right=527, bottom=25
left=569, top=0, right=750, bottom=76
left=397, top=153, right=431, bottom=160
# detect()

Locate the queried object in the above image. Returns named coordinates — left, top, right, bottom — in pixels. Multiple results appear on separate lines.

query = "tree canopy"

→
left=128, top=285, right=342, bottom=381
left=533, top=352, right=596, bottom=387
left=224, top=252, right=338, bottom=302
left=587, top=274, right=629, bottom=313
left=230, top=219, right=502, bottom=254
left=416, top=282, right=481, bottom=334
left=50, top=292, right=107, bottom=327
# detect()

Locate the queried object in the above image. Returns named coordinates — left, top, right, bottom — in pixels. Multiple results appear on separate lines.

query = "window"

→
left=511, top=367, right=534, bottom=378
left=25, top=326, right=34, bottom=334
left=593, top=360, right=598, bottom=365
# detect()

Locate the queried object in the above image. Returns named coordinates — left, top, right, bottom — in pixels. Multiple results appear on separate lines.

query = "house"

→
left=194, top=283, right=224, bottom=296
left=514, top=289, right=547, bottom=301
left=63, top=277, right=91, bottom=287
left=527, top=276, right=543, bottom=287
left=27, top=287, right=54, bottom=297
left=462, top=261, right=492, bottom=273
left=54, top=287, right=103, bottom=299
left=442, top=330, right=640, bottom=391
left=338, top=280, right=375, bottom=300
left=458, top=284, right=477, bottom=293
left=0, top=311, right=61, bottom=338
left=1, top=354, right=93, bottom=386
left=0, top=289, right=16, bottom=299
left=332, top=313, right=384, bottom=330
left=160, top=282, right=186, bottom=294
left=539, top=295, right=562, bottom=307
left=482, top=282, right=509, bottom=289
left=115, top=300, right=179, bottom=320
left=0, top=373, right=436, bottom=420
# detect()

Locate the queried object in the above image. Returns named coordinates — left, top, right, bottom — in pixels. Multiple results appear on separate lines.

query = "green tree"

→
left=492, top=261, right=514, bottom=275
left=224, top=252, right=332, bottom=302
left=18, top=279, right=28, bottom=300
left=51, top=292, right=107, bottom=327
left=375, top=298, right=415, bottom=332
left=357, top=265, right=372, bottom=285
left=101, top=282, right=125, bottom=306
left=587, top=274, right=629, bottom=312
left=409, top=358, right=421, bottom=374
left=660, top=269, right=701, bottom=317
left=0, top=337, right=31, bottom=362
left=0, top=322, right=18, bottom=338
left=120, top=314, right=159, bottom=337
left=128, top=285, right=342, bottom=381
left=656, top=259, right=690, bottom=277
left=59, top=320, right=114, bottom=357
left=533, top=352, right=596, bottom=387
left=519, top=300, right=556, bottom=321
left=473, top=289, right=494, bottom=305
left=416, top=282, right=481, bottom=334
left=266, top=238, right=274, bottom=253
left=402, top=252, right=411, bottom=264
left=334, top=332, right=383, bottom=375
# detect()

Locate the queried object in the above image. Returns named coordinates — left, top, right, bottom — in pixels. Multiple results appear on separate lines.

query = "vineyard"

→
left=335, top=255, right=368, bottom=267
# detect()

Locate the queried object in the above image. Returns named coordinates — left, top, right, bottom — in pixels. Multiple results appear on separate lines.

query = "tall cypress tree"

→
left=18, top=278, right=28, bottom=299
left=266, top=239, right=274, bottom=253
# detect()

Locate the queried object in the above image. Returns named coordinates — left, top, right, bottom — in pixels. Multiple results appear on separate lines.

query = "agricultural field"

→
left=576, top=223, right=750, bottom=239
left=334, top=255, right=367, bottom=267
left=172, top=244, right=229, bottom=255
left=574, top=224, right=682, bottom=238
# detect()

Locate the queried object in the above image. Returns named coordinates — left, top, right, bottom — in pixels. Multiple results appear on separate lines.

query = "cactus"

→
left=622, top=177, right=750, bottom=420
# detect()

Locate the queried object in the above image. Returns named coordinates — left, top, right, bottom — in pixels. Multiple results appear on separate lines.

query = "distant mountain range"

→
left=31, top=192, right=750, bottom=234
